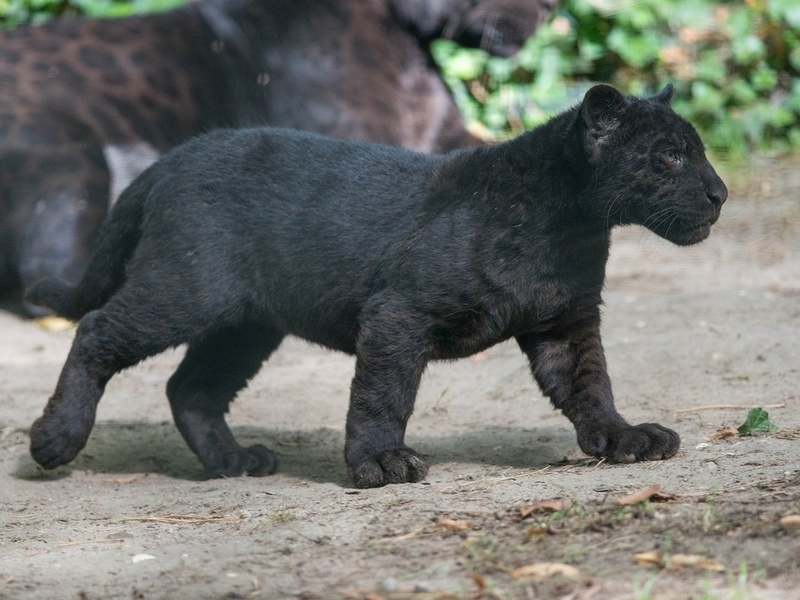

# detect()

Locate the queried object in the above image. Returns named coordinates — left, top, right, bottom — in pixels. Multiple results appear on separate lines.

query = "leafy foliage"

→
left=433, top=0, right=800, bottom=154
left=3, top=0, right=798, bottom=154
left=0, top=0, right=181, bottom=27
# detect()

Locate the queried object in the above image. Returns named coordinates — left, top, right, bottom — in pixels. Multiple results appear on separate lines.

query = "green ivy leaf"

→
left=607, top=28, right=661, bottom=68
left=691, top=81, right=725, bottom=113
left=727, top=5, right=756, bottom=39
left=751, top=63, right=778, bottom=92
left=788, top=80, right=800, bottom=112
left=442, top=49, right=487, bottom=80
left=789, top=47, right=800, bottom=72
left=729, top=79, right=758, bottom=105
left=737, top=408, right=779, bottom=436
left=767, top=0, right=800, bottom=29
left=732, top=34, right=766, bottom=65
left=695, top=51, right=728, bottom=85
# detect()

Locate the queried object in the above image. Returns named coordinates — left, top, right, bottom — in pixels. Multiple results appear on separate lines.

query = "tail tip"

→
left=24, top=278, right=80, bottom=320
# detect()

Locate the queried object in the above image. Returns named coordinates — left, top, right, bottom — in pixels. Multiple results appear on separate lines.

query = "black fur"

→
left=0, top=0, right=554, bottom=316
left=26, top=84, right=727, bottom=487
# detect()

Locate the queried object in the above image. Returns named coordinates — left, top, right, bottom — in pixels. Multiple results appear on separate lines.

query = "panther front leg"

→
left=345, top=296, right=430, bottom=488
left=517, top=303, right=680, bottom=463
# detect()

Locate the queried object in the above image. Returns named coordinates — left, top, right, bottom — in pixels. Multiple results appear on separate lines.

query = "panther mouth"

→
left=665, top=220, right=713, bottom=246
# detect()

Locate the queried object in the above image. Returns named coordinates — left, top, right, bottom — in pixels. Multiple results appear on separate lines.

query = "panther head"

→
left=581, top=84, right=728, bottom=246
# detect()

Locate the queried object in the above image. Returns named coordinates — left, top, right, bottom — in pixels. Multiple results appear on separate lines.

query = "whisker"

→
left=443, top=11, right=460, bottom=40
left=640, top=205, right=676, bottom=230
left=480, top=14, right=499, bottom=53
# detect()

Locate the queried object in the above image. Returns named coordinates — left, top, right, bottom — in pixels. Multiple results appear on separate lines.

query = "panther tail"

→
left=24, top=170, right=152, bottom=321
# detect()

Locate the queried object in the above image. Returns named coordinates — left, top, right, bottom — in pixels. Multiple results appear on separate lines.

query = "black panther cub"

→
left=27, top=84, right=727, bottom=488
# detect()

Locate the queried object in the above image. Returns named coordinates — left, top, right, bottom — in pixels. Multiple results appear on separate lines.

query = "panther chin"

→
left=661, top=221, right=713, bottom=246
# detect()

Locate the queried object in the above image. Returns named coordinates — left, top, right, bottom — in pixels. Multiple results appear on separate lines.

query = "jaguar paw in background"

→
left=26, top=84, right=726, bottom=488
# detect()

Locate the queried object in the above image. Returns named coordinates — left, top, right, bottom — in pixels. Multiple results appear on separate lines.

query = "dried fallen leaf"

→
left=526, top=523, right=552, bottom=537
left=520, top=499, right=565, bottom=519
left=34, top=316, right=75, bottom=332
left=392, top=528, right=423, bottom=541
left=659, top=46, right=689, bottom=65
left=706, top=427, right=739, bottom=441
left=560, top=585, right=603, bottom=600
left=470, top=572, right=486, bottom=591
left=670, top=554, right=725, bottom=572
left=435, top=518, right=471, bottom=532
left=106, top=475, right=139, bottom=484
left=511, top=562, right=581, bottom=580
left=618, top=484, right=661, bottom=505
left=779, top=515, right=800, bottom=529
left=634, top=550, right=662, bottom=566
left=634, top=551, right=724, bottom=571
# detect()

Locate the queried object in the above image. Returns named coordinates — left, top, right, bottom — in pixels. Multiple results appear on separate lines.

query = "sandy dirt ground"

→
left=1, top=157, right=799, bottom=599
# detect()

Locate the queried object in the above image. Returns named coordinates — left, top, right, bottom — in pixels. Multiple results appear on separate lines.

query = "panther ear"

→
left=581, top=85, right=627, bottom=130
left=654, top=83, right=674, bottom=105
left=580, top=85, right=627, bottom=159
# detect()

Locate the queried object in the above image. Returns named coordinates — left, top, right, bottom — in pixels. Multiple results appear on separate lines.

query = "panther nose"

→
left=705, top=171, right=728, bottom=209
left=707, top=185, right=727, bottom=208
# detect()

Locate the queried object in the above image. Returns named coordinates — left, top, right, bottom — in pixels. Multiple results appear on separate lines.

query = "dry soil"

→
left=1, top=157, right=799, bottom=600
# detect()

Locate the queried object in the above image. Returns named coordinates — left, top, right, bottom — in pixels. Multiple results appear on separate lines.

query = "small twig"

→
left=672, top=403, right=785, bottom=414
left=435, top=508, right=496, bottom=516
left=289, top=527, right=329, bottom=545
left=392, top=527, right=425, bottom=541
left=119, top=513, right=244, bottom=524
left=246, top=577, right=262, bottom=599
left=581, top=532, right=640, bottom=554
left=457, top=466, right=551, bottom=487
left=486, top=561, right=513, bottom=573
left=57, top=538, right=123, bottom=547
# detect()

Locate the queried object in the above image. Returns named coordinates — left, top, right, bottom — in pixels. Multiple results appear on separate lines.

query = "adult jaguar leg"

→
left=14, top=145, right=110, bottom=316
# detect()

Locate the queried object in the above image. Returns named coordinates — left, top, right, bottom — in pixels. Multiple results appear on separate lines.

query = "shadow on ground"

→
left=9, top=422, right=576, bottom=486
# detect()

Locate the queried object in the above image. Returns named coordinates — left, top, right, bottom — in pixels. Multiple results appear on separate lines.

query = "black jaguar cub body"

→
left=0, top=0, right=553, bottom=314
left=27, top=85, right=727, bottom=488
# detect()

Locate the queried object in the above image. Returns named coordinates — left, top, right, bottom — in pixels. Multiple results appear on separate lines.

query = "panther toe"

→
left=29, top=414, right=91, bottom=469
left=348, top=447, right=429, bottom=489
left=580, top=422, right=680, bottom=463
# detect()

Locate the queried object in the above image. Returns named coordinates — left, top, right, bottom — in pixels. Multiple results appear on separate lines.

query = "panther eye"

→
left=663, top=147, right=683, bottom=166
